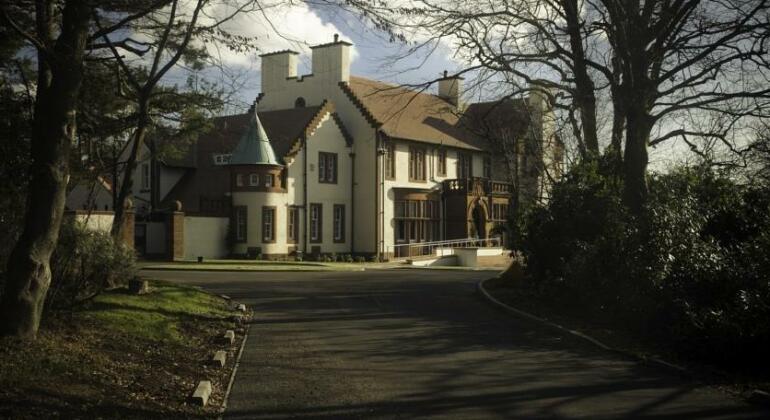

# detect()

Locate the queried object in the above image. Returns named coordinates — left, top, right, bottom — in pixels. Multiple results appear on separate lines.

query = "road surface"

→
left=141, top=269, right=767, bottom=419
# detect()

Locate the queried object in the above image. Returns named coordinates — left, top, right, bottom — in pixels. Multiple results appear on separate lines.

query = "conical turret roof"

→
left=229, top=108, right=281, bottom=166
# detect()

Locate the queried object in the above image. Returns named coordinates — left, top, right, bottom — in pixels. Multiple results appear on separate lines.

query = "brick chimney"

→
left=310, top=34, right=352, bottom=84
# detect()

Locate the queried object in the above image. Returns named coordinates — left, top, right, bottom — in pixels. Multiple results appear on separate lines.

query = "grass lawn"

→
left=0, top=280, right=244, bottom=419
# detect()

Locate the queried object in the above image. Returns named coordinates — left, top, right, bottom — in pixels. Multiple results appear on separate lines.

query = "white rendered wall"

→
left=70, top=213, right=114, bottom=233
left=184, top=216, right=229, bottom=259
left=305, top=113, right=353, bottom=254
left=66, top=182, right=113, bottom=211
left=232, top=190, right=289, bottom=255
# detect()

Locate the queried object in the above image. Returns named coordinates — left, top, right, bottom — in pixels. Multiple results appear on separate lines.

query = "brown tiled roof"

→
left=343, top=76, right=531, bottom=151
left=160, top=105, right=341, bottom=214
left=461, top=98, right=531, bottom=140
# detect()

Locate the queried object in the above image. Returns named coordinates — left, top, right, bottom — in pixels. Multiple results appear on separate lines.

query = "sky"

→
left=187, top=1, right=460, bottom=113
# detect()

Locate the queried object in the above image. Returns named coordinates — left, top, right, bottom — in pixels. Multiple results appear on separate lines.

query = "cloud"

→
left=195, top=0, right=359, bottom=70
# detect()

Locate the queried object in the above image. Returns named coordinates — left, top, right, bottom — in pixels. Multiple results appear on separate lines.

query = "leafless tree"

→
left=381, top=0, right=770, bottom=211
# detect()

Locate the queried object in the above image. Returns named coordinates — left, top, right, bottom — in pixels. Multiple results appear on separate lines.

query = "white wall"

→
left=305, top=113, right=353, bottom=254
left=184, top=216, right=229, bottom=259
left=66, top=181, right=113, bottom=211
left=70, top=212, right=114, bottom=233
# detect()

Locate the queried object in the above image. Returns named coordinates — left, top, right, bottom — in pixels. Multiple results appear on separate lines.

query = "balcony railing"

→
left=442, top=177, right=512, bottom=195
left=387, top=237, right=503, bottom=260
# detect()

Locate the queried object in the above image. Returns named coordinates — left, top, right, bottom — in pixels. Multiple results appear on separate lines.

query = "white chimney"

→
left=438, top=70, right=463, bottom=106
left=260, top=50, right=299, bottom=93
left=310, top=34, right=351, bottom=84
left=528, top=79, right=555, bottom=113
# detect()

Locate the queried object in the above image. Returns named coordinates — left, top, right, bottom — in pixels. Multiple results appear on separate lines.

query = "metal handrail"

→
left=387, top=237, right=502, bottom=260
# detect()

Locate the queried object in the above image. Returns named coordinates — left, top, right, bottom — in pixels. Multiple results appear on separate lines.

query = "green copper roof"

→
left=229, top=109, right=281, bottom=166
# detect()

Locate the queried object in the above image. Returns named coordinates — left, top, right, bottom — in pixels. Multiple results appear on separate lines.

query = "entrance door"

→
left=471, top=203, right=486, bottom=240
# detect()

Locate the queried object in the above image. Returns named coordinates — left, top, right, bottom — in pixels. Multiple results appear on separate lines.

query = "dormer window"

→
left=249, top=173, right=259, bottom=186
left=213, top=153, right=232, bottom=165
left=295, top=97, right=306, bottom=108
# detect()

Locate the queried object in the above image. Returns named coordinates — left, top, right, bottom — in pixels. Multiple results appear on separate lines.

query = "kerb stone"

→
left=211, top=350, right=226, bottom=368
left=191, top=380, right=212, bottom=406
left=221, top=330, right=235, bottom=345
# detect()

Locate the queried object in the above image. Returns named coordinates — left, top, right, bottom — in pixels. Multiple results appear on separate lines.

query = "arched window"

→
left=294, top=97, right=306, bottom=108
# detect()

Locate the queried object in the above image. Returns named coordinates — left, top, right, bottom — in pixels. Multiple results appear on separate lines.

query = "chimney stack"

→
left=260, top=50, right=299, bottom=94
left=310, top=34, right=352, bottom=84
left=438, top=70, right=463, bottom=106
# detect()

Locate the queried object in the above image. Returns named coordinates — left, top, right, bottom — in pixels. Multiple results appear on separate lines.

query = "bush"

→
left=355, top=256, right=366, bottom=263
left=344, top=254, right=354, bottom=263
left=520, top=161, right=770, bottom=372
left=47, top=220, right=136, bottom=310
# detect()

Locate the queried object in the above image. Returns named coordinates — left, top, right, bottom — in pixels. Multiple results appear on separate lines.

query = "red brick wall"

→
left=169, top=211, right=184, bottom=261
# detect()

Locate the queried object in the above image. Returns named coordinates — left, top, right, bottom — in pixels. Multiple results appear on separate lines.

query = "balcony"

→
left=442, top=177, right=512, bottom=196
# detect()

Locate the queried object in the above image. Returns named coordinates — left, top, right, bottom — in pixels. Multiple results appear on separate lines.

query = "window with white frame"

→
left=236, top=174, right=244, bottom=187
left=333, top=204, right=345, bottom=242
left=265, top=174, right=273, bottom=188
left=483, top=156, right=492, bottom=178
left=287, top=206, right=299, bottom=243
left=249, top=173, right=259, bottom=186
left=234, top=206, right=247, bottom=242
left=310, top=203, right=322, bottom=242
left=262, top=207, right=275, bottom=242
left=409, top=147, right=426, bottom=181
left=437, top=149, right=447, bottom=176
left=318, top=152, right=337, bottom=183
left=213, top=154, right=232, bottom=165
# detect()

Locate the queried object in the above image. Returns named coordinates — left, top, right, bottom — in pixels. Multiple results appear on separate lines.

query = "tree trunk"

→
left=622, top=105, right=652, bottom=213
left=111, top=117, right=149, bottom=239
left=563, top=0, right=599, bottom=155
left=0, top=1, right=90, bottom=339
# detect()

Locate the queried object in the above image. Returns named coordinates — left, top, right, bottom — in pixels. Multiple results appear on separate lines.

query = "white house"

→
left=69, top=35, right=562, bottom=260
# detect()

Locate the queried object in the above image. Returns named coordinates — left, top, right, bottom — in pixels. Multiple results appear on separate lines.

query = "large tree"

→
left=0, top=0, right=92, bottom=338
left=0, top=0, right=176, bottom=338
left=388, top=0, right=770, bottom=210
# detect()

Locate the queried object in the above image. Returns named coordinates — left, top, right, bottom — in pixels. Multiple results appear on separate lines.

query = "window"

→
left=236, top=174, right=244, bottom=187
left=287, top=207, right=299, bottom=243
left=409, top=147, right=426, bottom=181
left=333, top=204, right=345, bottom=243
left=457, top=153, right=472, bottom=178
left=492, top=203, right=509, bottom=220
left=262, top=207, right=275, bottom=242
left=393, top=199, right=440, bottom=246
left=437, top=149, right=447, bottom=176
left=318, top=152, right=337, bottom=183
left=141, top=163, right=150, bottom=190
left=384, top=143, right=395, bottom=179
left=234, top=206, right=247, bottom=242
left=483, top=156, right=492, bottom=178
left=295, top=97, right=306, bottom=108
left=265, top=174, right=273, bottom=188
left=310, top=203, right=322, bottom=242
left=213, top=153, right=232, bottom=165
left=249, top=173, right=259, bottom=186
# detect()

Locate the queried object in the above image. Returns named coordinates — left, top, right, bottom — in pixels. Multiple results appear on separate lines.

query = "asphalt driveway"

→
left=141, top=269, right=768, bottom=419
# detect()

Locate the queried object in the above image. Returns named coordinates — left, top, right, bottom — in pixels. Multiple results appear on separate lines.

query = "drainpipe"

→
left=350, top=151, right=355, bottom=254
left=374, top=129, right=380, bottom=261
left=380, top=135, right=385, bottom=260
left=302, top=135, right=308, bottom=255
